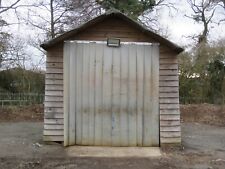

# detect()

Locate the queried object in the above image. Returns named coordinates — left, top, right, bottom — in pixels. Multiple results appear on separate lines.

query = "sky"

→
left=156, top=0, right=225, bottom=46
left=2, top=0, right=225, bottom=70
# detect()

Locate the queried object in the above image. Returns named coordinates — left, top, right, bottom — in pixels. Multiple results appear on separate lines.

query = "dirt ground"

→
left=181, top=104, right=225, bottom=126
left=0, top=105, right=43, bottom=122
left=0, top=104, right=225, bottom=169
left=0, top=122, right=224, bottom=169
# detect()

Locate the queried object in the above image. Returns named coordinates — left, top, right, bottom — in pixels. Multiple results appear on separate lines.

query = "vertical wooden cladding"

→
left=64, top=42, right=159, bottom=146
left=159, top=52, right=181, bottom=144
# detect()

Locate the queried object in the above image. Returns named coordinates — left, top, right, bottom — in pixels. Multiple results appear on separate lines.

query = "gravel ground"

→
left=0, top=122, right=225, bottom=169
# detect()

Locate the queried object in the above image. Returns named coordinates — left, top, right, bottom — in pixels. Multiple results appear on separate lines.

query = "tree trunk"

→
left=198, top=11, right=208, bottom=44
left=50, top=0, right=55, bottom=38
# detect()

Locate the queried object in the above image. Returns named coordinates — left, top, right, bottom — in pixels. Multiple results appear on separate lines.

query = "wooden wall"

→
left=44, top=45, right=64, bottom=141
left=43, top=17, right=181, bottom=144
left=159, top=52, right=181, bottom=144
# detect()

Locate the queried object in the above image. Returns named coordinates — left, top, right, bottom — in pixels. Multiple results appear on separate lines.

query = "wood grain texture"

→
left=44, top=124, right=64, bottom=130
left=43, top=135, right=64, bottom=141
left=161, top=137, right=181, bottom=144
left=45, top=85, right=63, bottom=91
left=45, top=112, right=63, bottom=119
left=45, top=74, right=63, bottom=80
left=44, top=17, right=180, bottom=144
left=159, top=53, right=180, bottom=144
left=44, top=118, right=64, bottom=124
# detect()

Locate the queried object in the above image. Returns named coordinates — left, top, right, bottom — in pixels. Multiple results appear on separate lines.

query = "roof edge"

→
left=40, top=10, right=184, bottom=54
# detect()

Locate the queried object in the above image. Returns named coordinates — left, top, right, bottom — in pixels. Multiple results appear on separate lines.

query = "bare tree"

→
left=217, top=0, right=225, bottom=22
left=140, top=0, right=177, bottom=34
left=25, top=0, right=101, bottom=39
left=187, top=0, right=219, bottom=44
left=0, top=36, right=30, bottom=69
left=0, top=0, right=21, bottom=14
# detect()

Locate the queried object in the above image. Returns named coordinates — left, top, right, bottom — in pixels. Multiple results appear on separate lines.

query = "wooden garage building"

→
left=41, top=10, right=183, bottom=146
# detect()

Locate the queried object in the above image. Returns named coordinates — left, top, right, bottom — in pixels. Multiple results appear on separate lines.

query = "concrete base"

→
left=66, top=146, right=161, bottom=158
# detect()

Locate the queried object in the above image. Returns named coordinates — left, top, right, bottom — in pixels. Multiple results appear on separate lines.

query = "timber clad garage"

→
left=41, top=11, right=184, bottom=146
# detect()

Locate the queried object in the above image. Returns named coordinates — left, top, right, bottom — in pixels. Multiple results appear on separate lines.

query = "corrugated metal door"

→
left=64, top=41, right=159, bottom=146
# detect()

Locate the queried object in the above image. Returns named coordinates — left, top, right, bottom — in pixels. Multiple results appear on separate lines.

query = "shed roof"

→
left=40, top=10, right=184, bottom=53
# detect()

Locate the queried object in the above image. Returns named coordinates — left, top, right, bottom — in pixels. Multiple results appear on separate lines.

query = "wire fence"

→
left=0, top=93, right=223, bottom=107
left=180, top=96, right=225, bottom=105
left=180, top=97, right=210, bottom=104
left=0, top=93, right=44, bottom=107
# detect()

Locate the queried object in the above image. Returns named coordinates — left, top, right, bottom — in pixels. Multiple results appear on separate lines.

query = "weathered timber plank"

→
left=160, top=120, right=180, bottom=126
left=160, top=58, right=178, bottom=64
left=46, top=62, right=63, bottom=68
left=77, top=31, right=148, bottom=39
left=45, top=79, right=63, bottom=85
left=160, top=70, right=178, bottom=76
left=160, top=53, right=176, bottom=58
left=45, top=90, right=63, bottom=96
left=43, top=135, right=63, bottom=141
left=160, top=137, right=181, bottom=144
left=160, top=98, right=179, bottom=104
left=88, top=26, right=141, bottom=32
left=159, top=75, right=178, bottom=81
left=159, top=92, right=179, bottom=98
left=43, top=130, right=64, bottom=136
left=160, top=64, right=178, bottom=70
left=160, top=109, right=180, bottom=115
left=45, top=85, right=63, bottom=91
left=159, top=81, right=179, bottom=87
left=46, top=68, right=63, bottom=74
left=160, top=131, right=181, bottom=137
left=44, top=107, right=63, bottom=113
left=44, top=124, right=64, bottom=130
left=160, top=114, right=180, bottom=121
left=44, top=112, right=63, bottom=119
left=75, top=36, right=150, bottom=42
left=160, top=126, right=181, bottom=132
left=47, top=57, right=63, bottom=63
left=160, top=103, right=180, bottom=109
left=159, top=87, right=179, bottom=93
left=45, top=73, right=63, bottom=80
left=45, top=101, right=63, bottom=108
left=44, top=118, right=64, bottom=124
